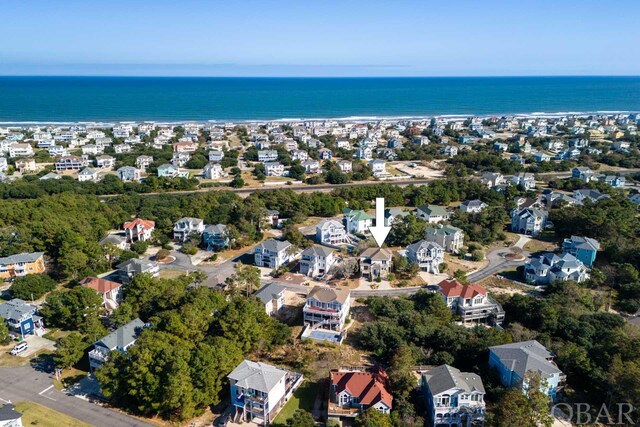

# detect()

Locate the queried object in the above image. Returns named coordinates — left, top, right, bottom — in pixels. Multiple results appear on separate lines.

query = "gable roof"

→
left=437, top=279, right=486, bottom=298
left=95, top=318, right=144, bottom=350
left=489, top=340, right=562, bottom=380
left=360, top=247, right=392, bottom=260
left=424, top=364, right=485, bottom=396
left=417, top=204, right=448, bottom=216
left=0, top=404, right=22, bottom=422
left=123, top=218, right=155, bottom=230
left=228, top=360, right=288, bottom=394
left=0, top=299, right=36, bottom=322
left=301, top=245, right=334, bottom=258
left=331, top=369, right=393, bottom=409
left=254, top=283, right=286, bottom=305
left=80, top=277, right=122, bottom=294
left=0, top=252, right=44, bottom=265
left=256, top=238, right=292, bottom=253
left=344, top=209, right=373, bottom=221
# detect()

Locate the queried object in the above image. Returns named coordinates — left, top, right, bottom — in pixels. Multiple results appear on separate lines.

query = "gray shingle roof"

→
left=424, top=364, right=485, bottom=396
left=0, top=252, right=44, bottom=265
left=95, top=318, right=144, bottom=351
left=256, top=238, right=291, bottom=253
left=0, top=299, right=36, bottom=322
left=254, top=283, right=285, bottom=305
left=301, top=245, right=333, bottom=257
left=0, top=404, right=22, bottom=422
left=228, top=360, right=287, bottom=393
left=490, top=340, right=562, bottom=380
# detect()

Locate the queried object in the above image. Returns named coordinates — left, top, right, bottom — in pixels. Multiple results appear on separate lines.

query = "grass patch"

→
left=53, top=367, right=88, bottom=391
left=158, top=269, right=186, bottom=280
left=14, top=401, right=92, bottom=427
left=272, top=381, right=318, bottom=425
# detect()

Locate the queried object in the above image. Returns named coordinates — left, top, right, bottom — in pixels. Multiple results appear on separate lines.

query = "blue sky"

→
left=1, top=0, right=639, bottom=77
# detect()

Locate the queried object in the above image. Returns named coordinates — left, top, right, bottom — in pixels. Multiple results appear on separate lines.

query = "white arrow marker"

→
left=369, top=197, right=391, bottom=247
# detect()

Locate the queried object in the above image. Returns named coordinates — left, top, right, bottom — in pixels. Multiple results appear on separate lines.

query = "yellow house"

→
left=0, top=252, right=46, bottom=279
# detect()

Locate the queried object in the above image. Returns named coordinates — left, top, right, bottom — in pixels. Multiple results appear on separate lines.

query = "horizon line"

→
left=1, top=74, right=640, bottom=79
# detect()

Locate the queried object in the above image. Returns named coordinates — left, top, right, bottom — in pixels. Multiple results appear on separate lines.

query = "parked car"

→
left=10, top=342, right=28, bottom=355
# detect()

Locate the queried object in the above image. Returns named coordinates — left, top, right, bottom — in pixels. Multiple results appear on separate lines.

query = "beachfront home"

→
left=415, top=204, right=450, bottom=223
left=406, top=240, right=445, bottom=274
left=123, top=218, right=155, bottom=242
left=510, top=207, right=547, bottom=236
left=89, top=318, right=145, bottom=372
left=316, top=219, right=349, bottom=246
left=328, top=368, right=393, bottom=419
left=173, top=217, right=205, bottom=242
left=258, top=150, right=278, bottom=162
left=425, top=224, right=464, bottom=253
left=437, top=279, right=504, bottom=326
left=299, top=246, right=335, bottom=278
left=254, top=238, right=293, bottom=270
left=344, top=208, right=373, bottom=234
left=157, top=163, right=179, bottom=178
left=422, top=365, right=486, bottom=427
left=203, top=163, right=224, bottom=179
left=359, top=247, right=393, bottom=280
left=489, top=340, right=565, bottom=401
left=78, top=167, right=100, bottom=182
left=202, top=224, right=230, bottom=251
left=0, top=252, right=46, bottom=280
left=229, top=360, right=303, bottom=425
left=95, top=155, right=116, bottom=169
left=8, top=143, right=34, bottom=158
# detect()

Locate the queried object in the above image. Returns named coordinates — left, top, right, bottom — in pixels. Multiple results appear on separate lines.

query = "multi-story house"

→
left=299, top=246, right=335, bottom=277
left=123, top=218, right=155, bottom=242
left=359, top=248, right=393, bottom=279
left=425, top=225, right=464, bottom=253
left=208, top=150, right=224, bottom=163
left=303, top=286, right=351, bottom=343
left=459, top=199, right=488, bottom=214
left=422, top=365, right=486, bottom=427
left=258, top=150, right=278, bottom=162
left=8, top=143, right=34, bottom=158
left=229, top=360, right=303, bottom=425
left=406, top=240, right=445, bottom=274
left=510, top=207, right=547, bottom=236
left=265, top=162, right=285, bottom=177
left=572, top=166, right=596, bottom=183
left=172, top=141, right=198, bottom=153
left=55, top=155, right=88, bottom=171
left=203, top=163, right=224, bottom=179
left=511, top=172, right=536, bottom=190
left=116, top=259, right=159, bottom=283
left=0, top=252, right=46, bottom=280
left=254, top=238, right=293, bottom=269
left=14, top=158, right=37, bottom=173
left=80, top=276, right=123, bottom=311
left=303, top=159, right=321, bottom=174
left=415, top=204, right=450, bottom=223
left=171, top=152, right=191, bottom=167
left=0, top=298, right=44, bottom=338
left=0, top=403, right=23, bottom=427
left=135, top=155, right=153, bottom=170
left=255, top=282, right=285, bottom=316
left=524, top=252, right=589, bottom=284
left=291, top=149, right=309, bottom=162
left=337, top=160, right=352, bottom=173
left=158, top=163, right=179, bottom=178
left=116, top=166, right=141, bottom=182
left=344, top=208, right=373, bottom=234
left=368, top=159, right=386, bottom=176
left=489, top=340, right=565, bottom=401
left=316, top=219, right=350, bottom=246
left=113, top=144, right=132, bottom=154
left=77, top=167, right=100, bottom=182
left=328, top=368, right=393, bottom=419
left=318, top=148, right=332, bottom=159
left=437, top=279, right=505, bottom=326
left=81, top=144, right=103, bottom=156
left=89, top=318, right=144, bottom=372
left=480, top=172, right=504, bottom=188
left=202, top=224, right=230, bottom=251
left=95, top=155, right=116, bottom=169
left=561, top=235, right=600, bottom=267
left=173, top=217, right=205, bottom=242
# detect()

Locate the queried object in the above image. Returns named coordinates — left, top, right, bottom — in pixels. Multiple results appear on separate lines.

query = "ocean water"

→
left=0, top=76, right=639, bottom=122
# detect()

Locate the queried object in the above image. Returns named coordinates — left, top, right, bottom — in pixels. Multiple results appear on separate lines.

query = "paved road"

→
left=467, top=236, right=530, bottom=282
left=0, top=366, right=152, bottom=427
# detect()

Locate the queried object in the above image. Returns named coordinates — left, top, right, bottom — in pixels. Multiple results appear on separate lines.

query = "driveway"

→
left=16, top=335, right=56, bottom=358
left=0, top=366, right=152, bottom=426
left=467, top=237, right=530, bottom=283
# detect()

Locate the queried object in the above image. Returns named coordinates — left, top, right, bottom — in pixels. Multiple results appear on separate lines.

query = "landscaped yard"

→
left=272, top=380, right=318, bottom=426
left=14, top=402, right=91, bottom=427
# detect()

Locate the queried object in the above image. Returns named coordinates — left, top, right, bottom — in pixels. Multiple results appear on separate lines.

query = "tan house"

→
left=0, top=252, right=46, bottom=279
left=359, top=248, right=393, bottom=279
left=15, top=158, right=37, bottom=173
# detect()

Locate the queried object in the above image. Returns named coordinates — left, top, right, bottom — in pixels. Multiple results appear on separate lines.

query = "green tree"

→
left=354, top=407, right=392, bottom=427
left=10, top=274, right=56, bottom=300
left=54, top=332, right=86, bottom=370
left=40, top=286, right=104, bottom=330
left=0, top=320, right=10, bottom=344
left=389, top=345, right=417, bottom=399
left=286, top=409, right=314, bottom=427
left=230, top=262, right=261, bottom=297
